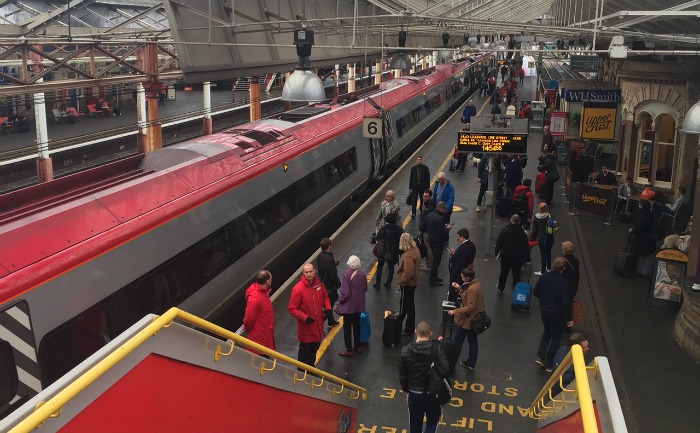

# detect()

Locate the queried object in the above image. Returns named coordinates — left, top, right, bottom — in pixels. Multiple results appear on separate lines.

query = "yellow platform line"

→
left=315, top=141, right=457, bottom=363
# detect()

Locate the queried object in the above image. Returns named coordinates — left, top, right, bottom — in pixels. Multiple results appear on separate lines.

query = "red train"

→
left=0, top=53, right=493, bottom=417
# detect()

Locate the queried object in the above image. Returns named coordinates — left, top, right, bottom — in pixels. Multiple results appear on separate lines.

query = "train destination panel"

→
left=457, top=131, right=528, bottom=154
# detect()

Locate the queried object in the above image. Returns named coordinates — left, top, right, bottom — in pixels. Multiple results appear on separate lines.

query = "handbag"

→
left=572, top=299, right=585, bottom=324
left=470, top=310, right=491, bottom=334
left=406, top=194, right=413, bottom=206
left=372, top=240, right=382, bottom=257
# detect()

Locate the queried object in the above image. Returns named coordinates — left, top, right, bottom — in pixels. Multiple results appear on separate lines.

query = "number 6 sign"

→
left=363, top=117, right=383, bottom=138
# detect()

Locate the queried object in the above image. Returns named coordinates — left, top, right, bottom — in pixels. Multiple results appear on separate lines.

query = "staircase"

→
left=233, top=73, right=277, bottom=92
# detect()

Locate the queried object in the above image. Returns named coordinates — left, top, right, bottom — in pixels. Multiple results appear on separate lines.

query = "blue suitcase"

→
left=511, top=282, right=532, bottom=311
left=360, top=311, right=371, bottom=344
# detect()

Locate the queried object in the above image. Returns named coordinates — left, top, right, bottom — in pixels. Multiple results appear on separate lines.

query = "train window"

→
left=39, top=306, right=112, bottom=385
left=0, top=341, right=18, bottom=407
left=200, top=228, right=234, bottom=280
left=136, top=262, right=182, bottom=316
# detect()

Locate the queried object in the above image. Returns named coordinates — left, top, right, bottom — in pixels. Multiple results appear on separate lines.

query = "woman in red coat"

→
left=243, top=270, right=275, bottom=353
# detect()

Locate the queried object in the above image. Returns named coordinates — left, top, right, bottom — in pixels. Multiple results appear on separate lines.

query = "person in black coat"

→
left=629, top=200, right=656, bottom=259
left=476, top=156, right=489, bottom=212
left=448, top=228, right=476, bottom=302
left=316, top=238, right=341, bottom=327
left=375, top=213, right=403, bottom=289
left=561, top=241, right=580, bottom=333
left=409, top=157, right=431, bottom=218
left=426, top=202, right=453, bottom=285
left=504, top=156, right=523, bottom=195
left=495, top=215, right=530, bottom=292
left=533, top=258, right=573, bottom=371
left=538, top=146, right=559, bottom=206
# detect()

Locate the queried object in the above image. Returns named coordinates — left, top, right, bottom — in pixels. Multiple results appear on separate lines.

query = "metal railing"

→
left=527, top=344, right=600, bottom=433
left=9, top=307, right=367, bottom=433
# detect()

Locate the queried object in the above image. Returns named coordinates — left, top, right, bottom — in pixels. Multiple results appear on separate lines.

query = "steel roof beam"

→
left=114, top=8, right=161, bottom=31
left=18, top=0, right=93, bottom=33
left=418, top=0, right=461, bottom=16
left=572, top=0, right=700, bottom=26
left=365, top=0, right=401, bottom=15
left=104, top=3, right=164, bottom=34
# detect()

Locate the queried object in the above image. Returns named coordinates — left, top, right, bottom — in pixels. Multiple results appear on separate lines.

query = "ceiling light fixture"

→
left=389, top=30, right=412, bottom=70
left=281, top=27, right=325, bottom=102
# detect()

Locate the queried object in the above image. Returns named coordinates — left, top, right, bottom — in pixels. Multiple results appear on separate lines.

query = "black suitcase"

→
left=382, top=311, right=402, bottom=347
left=613, top=238, right=635, bottom=277
left=496, top=197, right=512, bottom=217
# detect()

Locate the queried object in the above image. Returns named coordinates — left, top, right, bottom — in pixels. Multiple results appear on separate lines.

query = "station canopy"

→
left=0, top=0, right=697, bottom=82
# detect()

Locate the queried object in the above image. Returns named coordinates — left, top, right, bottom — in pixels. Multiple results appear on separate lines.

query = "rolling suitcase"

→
left=359, top=311, right=371, bottom=344
left=382, top=310, right=401, bottom=347
left=535, top=172, right=545, bottom=193
left=512, top=264, right=532, bottom=311
left=613, top=238, right=635, bottom=278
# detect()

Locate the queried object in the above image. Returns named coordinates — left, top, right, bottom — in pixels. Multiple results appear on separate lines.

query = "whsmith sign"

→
left=562, top=89, right=621, bottom=103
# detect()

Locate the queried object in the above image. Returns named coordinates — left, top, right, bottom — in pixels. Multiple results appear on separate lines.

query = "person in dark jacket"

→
left=448, top=228, right=476, bottom=302
left=505, top=155, right=523, bottom=194
left=337, top=255, right=368, bottom=357
left=629, top=200, right=656, bottom=260
left=594, top=165, right=616, bottom=185
left=398, top=321, right=449, bottom=433
left=475, top=156, right=489, bottom=212
left=426, top=202, right=453, bottom=286
left=288, top=264, right=332, bottom=367
left=533, top=258, right=573, bottom=372
left=495, top=215, right=530, bottom=293
left=538, top=146, right=559, bottom=206
left=531, top=203, right=556, bottom=275
left=409, top=156, right=431, bottom=218
left=552, top=333, right=589, bottom=396
left=561, top=241, right=580, bottom=333
left=461, top=99, right=477, bottom=124
left=375, top=213, right=403, bottom=289
left=432, top=173, right=455, bottom=223
left=316, top=238, right=341, bottom=327
left=448, top=268, right=484, bottom=369
left=419, top=190, right=436, bottom=271
left=512, top=179, right=535, bottom=228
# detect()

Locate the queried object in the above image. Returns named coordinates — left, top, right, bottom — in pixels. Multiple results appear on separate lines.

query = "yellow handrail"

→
left=526, top=345, right=599, bottom=433
left=10, top=308, right=367, bottom=433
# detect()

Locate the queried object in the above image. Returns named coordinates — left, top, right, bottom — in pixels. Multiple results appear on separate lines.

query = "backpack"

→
left=546, top=215, right=559, bottom=235
left=427, top=340, right=453, bottom=406
left=514, top=192, right=529, bottom=217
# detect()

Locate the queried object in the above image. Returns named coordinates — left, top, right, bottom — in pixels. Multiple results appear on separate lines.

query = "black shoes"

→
left=459, top=361, right=475, bottom=370
left=373, top=283, right=380, bottom=289
left=430, top=280, right=444, bottom=286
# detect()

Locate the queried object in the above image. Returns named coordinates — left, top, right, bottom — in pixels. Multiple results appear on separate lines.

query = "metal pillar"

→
left=146, top=83, right=161, bottom=152
left=203, top=81, right=212, bottom=135
left=410, top=56, right=415, bottom=74
left=250, top=76, right=261, bottom=121
left=592, top=0, right=601, bottom=50
left=374, top=60, right=381, bottom=85
left=347, top=63, right=355, bottom=93
left=136, top=82, right=147, bottom=153
left=33, top=77, right=53, bottom=182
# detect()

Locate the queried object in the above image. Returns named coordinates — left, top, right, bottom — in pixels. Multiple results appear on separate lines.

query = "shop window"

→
left=634, top=113, right=676, bottom=187
left=635, top=114, right=652, bottom=182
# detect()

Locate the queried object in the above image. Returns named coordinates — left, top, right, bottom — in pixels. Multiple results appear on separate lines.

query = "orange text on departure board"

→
left=458, top=134, right=524, bottom=152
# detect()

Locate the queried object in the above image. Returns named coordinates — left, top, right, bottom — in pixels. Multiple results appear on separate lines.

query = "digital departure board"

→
left=457, top=131, right=528, bottom=154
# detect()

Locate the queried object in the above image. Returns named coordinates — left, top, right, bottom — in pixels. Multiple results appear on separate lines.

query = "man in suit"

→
left=448, top=228, right=476, bottom=303
left=408, top=156, right=431, bottom=218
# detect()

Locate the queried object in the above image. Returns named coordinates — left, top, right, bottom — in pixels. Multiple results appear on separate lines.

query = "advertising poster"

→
left=575, top=183, right=615, bottom=217
left=650, top=249, right=688, bottom=304
left=550, top=112, right=566, bottom=137
left=580, top=102, right=617, bottom=140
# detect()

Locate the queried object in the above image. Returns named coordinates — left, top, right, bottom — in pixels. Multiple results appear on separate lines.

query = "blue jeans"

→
left=453, top=327, right=478, bottom=368
left=538, top=235, right=554, bottom=273
left=407, top=392, right=441, bottom=433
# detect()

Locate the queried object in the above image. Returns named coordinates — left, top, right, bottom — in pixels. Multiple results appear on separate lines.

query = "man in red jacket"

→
left=288, top=263, right=331, bottom=367
left=243, top=270, right=275, bottom=354
left=512, top=178, right=535, bottom=229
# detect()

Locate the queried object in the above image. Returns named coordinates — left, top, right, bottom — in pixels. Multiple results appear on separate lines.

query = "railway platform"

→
left=267, top=73, right=697, bottom=433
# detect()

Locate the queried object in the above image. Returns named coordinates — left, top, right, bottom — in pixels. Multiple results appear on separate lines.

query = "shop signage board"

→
left=580, top=102, right=617, bottom=140
left=549, top=112, right=566, bottom=136
left=457, top=132, right=528, bottom=154
left=570, top=55, right=599, bottom=72
left=648, top=248, right=688, bottom=306
left=575, top=183, right=615, bottom=217
left=555, top=141, right=569, bottom=165
left=562, top=89, right=621, bottom=103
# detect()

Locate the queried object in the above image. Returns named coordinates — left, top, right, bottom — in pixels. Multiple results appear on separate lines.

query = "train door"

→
left=0, top=300, right=41, bottom=417
left=369, top=110, right=395, bottom=178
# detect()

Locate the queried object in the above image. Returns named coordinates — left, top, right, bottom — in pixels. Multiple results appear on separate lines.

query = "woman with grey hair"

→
left=375, top=190, right=401, bottom=233
left=337, top=255, right=368, bottom=357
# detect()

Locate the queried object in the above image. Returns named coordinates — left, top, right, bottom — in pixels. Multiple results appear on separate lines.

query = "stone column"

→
left=33, top=78, right=53, bottom=182
left=250, top=76, right=261, bottom=121
left=203, top=81, right=212, bottom=135
left=410, top=56, right=415, bottom=74
left=347, top=63, right=355, bottom=93
left=374, top=60, right=381, bottom=85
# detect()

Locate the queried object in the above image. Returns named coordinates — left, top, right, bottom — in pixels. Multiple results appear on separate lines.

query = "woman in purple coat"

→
left=337, top=255, right=368, bottom=357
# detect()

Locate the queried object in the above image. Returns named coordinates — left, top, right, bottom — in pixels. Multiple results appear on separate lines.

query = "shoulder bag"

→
left=470, top=311, right=491, bottom=334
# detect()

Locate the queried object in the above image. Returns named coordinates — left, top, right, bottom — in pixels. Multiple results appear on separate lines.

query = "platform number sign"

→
left=363, top=117, right=382, bottom=139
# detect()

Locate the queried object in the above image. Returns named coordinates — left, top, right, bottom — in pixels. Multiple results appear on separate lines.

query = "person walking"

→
left=629, top=200, right=656, bottom=265
left=538, top=145, right=559, bottom=206
left=243, top=270, right=275, bottom=353
left=419, top=190, right=436, bottom=272
left=533, top=258, right=573, bottom=372
left=495, top=214, right=530, bottom=293
left=531, top=203, right=556, bottom=276
left=448, top=228, right=476, bottom=303
left=398, top=321, right=450, bottom=433
left=426, top=202, right=453, bottom=286
left=448, top=267, right=484, bottom=370
left=316, top=238, right=341, bottom=328
left=375, top=213, right=403, bottom=289
left=287, top=263, right=332, bottom=367
left=396, top=233, right=420, bottom=336
left=513, top=179, right=535, bottom=229
left=337, top=256, right=368, bottom=357
left=409, top=157, right=431, bottom=218
left=561, top=241, right=580, bottom=333
left=375, top=190, right=401, bottom=233
left=475, top=156, right=489, bottom=212
left=432, top=172, right=455, bottom=223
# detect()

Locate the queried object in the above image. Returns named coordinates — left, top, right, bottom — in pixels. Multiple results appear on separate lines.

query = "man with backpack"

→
left=512, top=179, right=535, bottom=228
left=531, top=203, right=558, bottom=276
left=398, top=321, right=450, bottom=433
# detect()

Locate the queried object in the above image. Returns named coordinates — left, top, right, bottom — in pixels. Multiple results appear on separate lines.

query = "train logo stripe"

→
left=16, top=366, right=41, bottom=393
left=0, top=324, right=36, bottom=362
left=5, top=306, right=30, bottom=330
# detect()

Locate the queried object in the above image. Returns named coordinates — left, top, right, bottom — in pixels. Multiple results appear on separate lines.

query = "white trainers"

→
left=534, top=271, right=542, bottom=276
left=475, top=206, right=481, bottom=212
